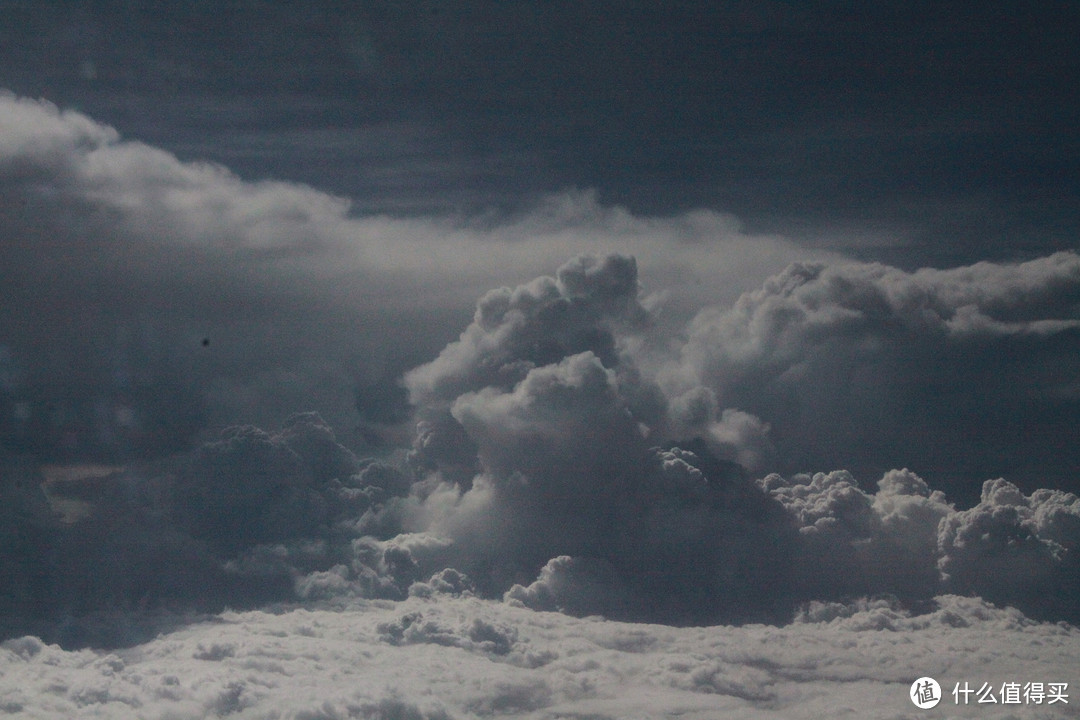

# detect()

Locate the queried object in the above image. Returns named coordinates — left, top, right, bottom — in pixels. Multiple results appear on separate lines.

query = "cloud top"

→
left=2, top=594, right=1078, bottom=720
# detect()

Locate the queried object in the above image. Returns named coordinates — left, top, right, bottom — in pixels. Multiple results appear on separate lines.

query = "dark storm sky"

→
left=2, top=0, right=1077, bottom=267
left=1, top=1, right=1079, bottom=500
left=5, top=1, right=1080, bottom=650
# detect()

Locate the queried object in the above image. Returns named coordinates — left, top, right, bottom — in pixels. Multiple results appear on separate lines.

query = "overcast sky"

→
left=1, top=2, right=1079, bottom=716
left=3, top=1, right=1078, bottom=262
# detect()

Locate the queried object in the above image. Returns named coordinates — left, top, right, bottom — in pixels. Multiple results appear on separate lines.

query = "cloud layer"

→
left=2, top=594, right=1078, bottom=720
left=1, top=91, right=1079, bottom=682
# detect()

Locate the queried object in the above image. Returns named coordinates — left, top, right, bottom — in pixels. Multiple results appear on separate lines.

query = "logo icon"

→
left=911, top=677, right=942, bottom=709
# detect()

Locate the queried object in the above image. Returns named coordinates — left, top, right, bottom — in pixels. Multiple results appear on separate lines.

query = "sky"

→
left=1, top=1, right=1079, bottom=717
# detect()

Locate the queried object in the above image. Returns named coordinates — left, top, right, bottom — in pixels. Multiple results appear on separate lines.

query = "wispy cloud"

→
left=0, top=92, right=843, bottom=459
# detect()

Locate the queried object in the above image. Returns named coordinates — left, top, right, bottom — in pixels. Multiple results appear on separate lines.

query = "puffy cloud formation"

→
left=1, top=594, right=1078, bottom=719
left=393, top=250, right=1080, bottom=625
left=15, top=247, right=1080, bottom=645
left=5, top=246, right=1080, bottom=648
left=170, top=412, right=392, bottom=551
left=0, top=413, right=420, bottom=646
left=395, top=264, right=793, bottom=621
left=760, top=469, right=1080, bottom=623
left=402, top=253, right=661, bottom=488
left=406, top=253, right=647, bottom=410
left=939, top=479, right=1080, bottom=621
left=668, top=253, right=1080, bottom=494
left=761, top=468, right=952, bottom=602
left=11, top=412, right=1076, bottom=649
left=0, top=90, right=840, bottom=463
left=504, top=555, right=638, bottom=618
left=3, top=91, right=1080, bottom=678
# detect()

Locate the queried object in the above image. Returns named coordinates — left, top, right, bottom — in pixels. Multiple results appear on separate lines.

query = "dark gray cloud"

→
left=171, top=413, right=359, bottom=551
left=0, top=412, right=405, bottom=646
left=0, top=91, right=834, bottom=465
left=666, top=253, right=1080, bottom=501
left=938, top=479, right=1080, bottom=621
left=2, top=1, right=1076, bottom=264
left=2, top=89, right=1080, bottom=675
left=3, top=9, right=1079, bottom=714
left=6, top=240, right=1080, bottom=648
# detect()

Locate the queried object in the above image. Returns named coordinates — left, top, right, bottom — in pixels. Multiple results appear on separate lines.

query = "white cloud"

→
left=0, top=90, right=844, bottom=452
left=662, top=252, right=1080, bottom=481
left=672, top=254, right=1080, bottom=397
left=939, top=479, right=1080, bottom=619
left=1, top=595, right=1077, bottom=719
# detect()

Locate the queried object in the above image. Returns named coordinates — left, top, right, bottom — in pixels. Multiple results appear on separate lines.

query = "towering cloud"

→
left=2, top=91, right=1079, bottom=654
left=387, top=250, right=1080, bottom=626
left=0, top=91, right=843, bottom=463
left=406, top=253, right=647, bottom=407
left=938, top=479, right=1080, bottom=621
left=389, top=255, right=792, bottom=622
left=665, top=253, right=1080, bottom=495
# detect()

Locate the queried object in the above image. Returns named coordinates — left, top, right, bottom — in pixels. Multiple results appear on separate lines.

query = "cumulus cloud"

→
left=405, top=253, right=648, bottom=411
left=11, top=406, right=1076, bottom=649
left=0, top=90, right=840, bottom=463
left=504, top=555, right=638, bottom=618
left=1, top=595, right=1078, bottom=719
left=4, top=90, right=1080, bottom=687
left=0, top=412, right=418, bottom=646
left=762, top=468, right=952, bottom=603
left=666, top=253, right=1080, bottom=493
left=401, top=253, right=662, bottom=488
left=5, top=242, right=1080, bottom=647
left=753, top=467, right=1080, bottom=625
left=389, top=247, right=1080, bottom=626
left=939, top=479, right=1080, bottom=621
left=392, top=263, right=795, bottom=621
